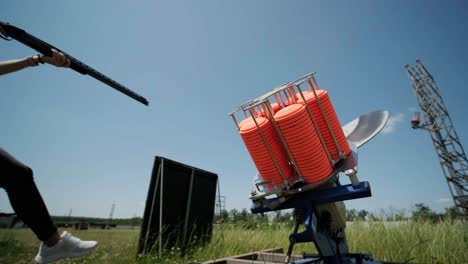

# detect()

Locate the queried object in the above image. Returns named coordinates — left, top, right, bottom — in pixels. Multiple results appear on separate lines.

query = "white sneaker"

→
left=35, top=231, right=98, bottom=264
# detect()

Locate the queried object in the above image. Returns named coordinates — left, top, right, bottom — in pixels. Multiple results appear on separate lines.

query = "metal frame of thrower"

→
left=228, top=73, right=377, bottom=264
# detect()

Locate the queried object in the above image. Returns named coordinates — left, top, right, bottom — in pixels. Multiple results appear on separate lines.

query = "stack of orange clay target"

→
left=231, top=74, right=350, bottom=190
left=297, top=90, right=351, bottom=157
left=273, top=103, right=333, bottom=183
left=238, top=116, right=292, bottom=187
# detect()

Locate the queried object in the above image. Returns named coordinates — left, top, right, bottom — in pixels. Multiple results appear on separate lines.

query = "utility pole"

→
left=405, top=60, right=468, bottom=217
left=215, top=195, right=226, bottom=214
left=109, top=202, right=116, bottom=224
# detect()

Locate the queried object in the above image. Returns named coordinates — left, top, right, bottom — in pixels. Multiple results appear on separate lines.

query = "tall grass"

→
left=0, top=220, right=466, bottom=264
left=346, top=221, right=468, bottom=263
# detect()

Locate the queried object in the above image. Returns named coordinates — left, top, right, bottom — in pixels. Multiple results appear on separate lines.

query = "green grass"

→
left=0, top=221, right=467, bottom=264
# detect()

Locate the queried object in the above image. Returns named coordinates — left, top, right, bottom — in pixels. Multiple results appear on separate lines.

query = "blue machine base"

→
left=249, top=181, right=380, bottom=264
left=251, top=181, right=371, bottom=214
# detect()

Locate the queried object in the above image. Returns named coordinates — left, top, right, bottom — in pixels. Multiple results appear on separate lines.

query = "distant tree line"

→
left=214, top=203, right=461, bottom=225
left=214, top=209, right=294, bottom=228
left=48, top=203, right=460, bottom=228
left=346, top=204, right=460, bottom=222
left=51, top=216, right=143, bottom=226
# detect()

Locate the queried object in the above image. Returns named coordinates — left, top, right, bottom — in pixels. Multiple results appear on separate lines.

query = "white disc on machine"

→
left=342, top=110, right=389, bottom=149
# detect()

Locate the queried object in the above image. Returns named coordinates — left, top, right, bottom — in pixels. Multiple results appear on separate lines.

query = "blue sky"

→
left=1, top=1, right=467, bottom=218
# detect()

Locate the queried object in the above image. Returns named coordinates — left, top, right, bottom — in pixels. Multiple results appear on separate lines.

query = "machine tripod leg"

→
left=285, top=208, right=308, bottom=263
left=285, top=222, right=300, bottom=263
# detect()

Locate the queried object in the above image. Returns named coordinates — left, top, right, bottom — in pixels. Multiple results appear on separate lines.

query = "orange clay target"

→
left=298, top=90, right=351, bottom=157
left=274, top=104, right=332, bottom=183
left=239, top=116, right=292, bottom=186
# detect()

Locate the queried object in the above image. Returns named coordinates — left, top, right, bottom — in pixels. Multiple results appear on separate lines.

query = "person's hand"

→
left=40, top=49, right=71, bottom=68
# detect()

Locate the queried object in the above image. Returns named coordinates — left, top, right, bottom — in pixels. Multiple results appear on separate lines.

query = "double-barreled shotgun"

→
left=0, top=21, right=149, bottom=106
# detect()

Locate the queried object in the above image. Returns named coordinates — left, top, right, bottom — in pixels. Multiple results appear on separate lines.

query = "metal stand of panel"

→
left=405, top=60, right=468, bottom=217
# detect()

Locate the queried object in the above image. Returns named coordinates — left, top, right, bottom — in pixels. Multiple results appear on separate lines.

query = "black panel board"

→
left=188, top=169, right=217, bottom=239
left=138, top=156, right=218, bottom=255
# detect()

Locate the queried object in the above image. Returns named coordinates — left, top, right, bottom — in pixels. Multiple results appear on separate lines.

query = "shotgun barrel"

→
left=0, top=22, right=149, bottom=106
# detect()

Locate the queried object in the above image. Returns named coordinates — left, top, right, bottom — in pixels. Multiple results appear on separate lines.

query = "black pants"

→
left=0, top=147, right=57, bottom=241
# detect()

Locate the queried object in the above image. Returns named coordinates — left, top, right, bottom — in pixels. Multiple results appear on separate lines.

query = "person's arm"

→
left=0, top=49, right=71, bottom=76
left=0, top=56, right=40, bottom=76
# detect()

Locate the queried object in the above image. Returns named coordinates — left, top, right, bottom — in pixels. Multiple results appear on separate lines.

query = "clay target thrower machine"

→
left=228, top=72, right=389, bottom=264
